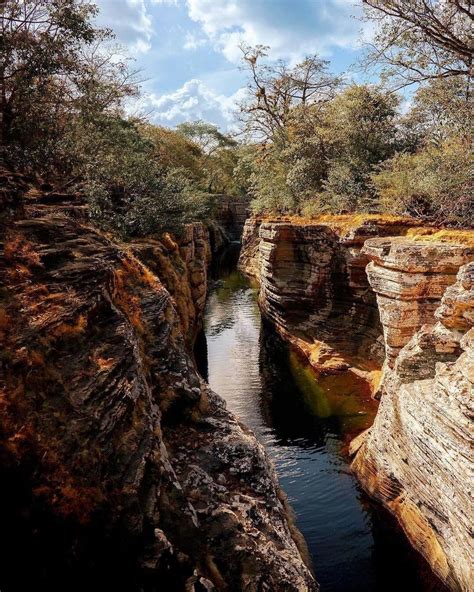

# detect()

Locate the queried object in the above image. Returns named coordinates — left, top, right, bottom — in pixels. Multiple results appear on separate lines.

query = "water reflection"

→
left=197, top=245, right=444, bottom=592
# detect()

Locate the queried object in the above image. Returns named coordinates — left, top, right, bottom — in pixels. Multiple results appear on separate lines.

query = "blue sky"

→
left=95, top=0, right=371, bottom=130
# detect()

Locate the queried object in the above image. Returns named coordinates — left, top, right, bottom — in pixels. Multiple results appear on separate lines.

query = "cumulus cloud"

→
left=186, top=0, right=365, bottom=63
left=140, top=79, right=245, bottom=128
left=95, top=0, right=154, bottom=54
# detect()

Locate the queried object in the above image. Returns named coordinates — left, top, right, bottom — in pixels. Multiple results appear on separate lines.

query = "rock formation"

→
left=240, top=217, right=473, bottom=591
left=0, top=191, right=317, bottom=591
left=352, top=251, right=473, bottom=592
left=362, top=236, right=473, bottom=370
left=131, top=224, right=211, bottom=347
left=240, top=216, right=418, bottom=384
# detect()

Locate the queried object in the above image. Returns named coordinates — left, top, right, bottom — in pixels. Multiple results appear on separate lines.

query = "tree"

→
left=238, top=44, right=340, bottom=142
left=363, top=0, right=473, bottom=89
left=401, top=76, right=473, bottom=145
left=372, top=137, right=473, bottom=225
left=0, top=0, right=139, bottom=173
left=77, top=115, right=210, bottom=237
left=175, top=120, right=238, bottom=193
left=175, top=120, right=235, bottom=155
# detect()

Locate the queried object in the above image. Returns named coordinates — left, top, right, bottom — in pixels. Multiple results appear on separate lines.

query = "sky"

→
left=95, top=0, right=371, bottom=130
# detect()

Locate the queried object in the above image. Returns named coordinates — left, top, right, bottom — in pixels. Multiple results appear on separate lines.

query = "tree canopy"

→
left=1, top=0, right=472, bottom=230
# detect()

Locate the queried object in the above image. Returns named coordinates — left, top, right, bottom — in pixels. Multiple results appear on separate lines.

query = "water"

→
left=196, top=245, right=444, bottom=592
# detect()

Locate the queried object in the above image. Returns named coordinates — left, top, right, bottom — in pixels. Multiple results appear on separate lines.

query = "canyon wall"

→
left=0, top=187, right=316, bottom=591
left=240, top=216, right=418, bottom=383
left=352, top=243, right=473, bottom=592
left=240, top=217, right=473, bottom=591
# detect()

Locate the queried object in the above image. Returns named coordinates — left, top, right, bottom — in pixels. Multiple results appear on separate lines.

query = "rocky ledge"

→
left=353, top=263, right=474, bottom=592
left=240, top=218, right=473, bottom=591
left=352, top=245, right=473, bottom=592
left=239, top=216, right=418, bottom=388
left=0, top=208, right=316, bottom=591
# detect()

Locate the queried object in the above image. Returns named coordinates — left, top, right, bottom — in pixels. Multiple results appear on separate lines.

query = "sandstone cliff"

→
left=0, top=189, right=316, bottom=591
left=352, top=247, right=473, bottom=592
left=240, top=217, right=473, bottom=591
left=240, top=216, right=418, bottom=386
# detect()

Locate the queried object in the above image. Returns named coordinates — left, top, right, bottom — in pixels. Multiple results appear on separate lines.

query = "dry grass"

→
left=406, top=227, right=474, bottom=247
left=256, top=213, right=417, bottom=236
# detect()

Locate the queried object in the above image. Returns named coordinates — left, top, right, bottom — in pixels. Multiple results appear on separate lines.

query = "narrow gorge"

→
left=239, top=217, right=473, bottom=592
left=0, top=177, right=316, bottom=592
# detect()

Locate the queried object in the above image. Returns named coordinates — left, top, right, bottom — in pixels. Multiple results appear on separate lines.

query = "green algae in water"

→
left=288, top=350, right=378, bottom=436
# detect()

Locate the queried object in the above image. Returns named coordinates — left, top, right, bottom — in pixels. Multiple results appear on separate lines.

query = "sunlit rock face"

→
left=240, top=219, right=473, bottom=591
left=362, top=237, right=473, bottom=368
left=240, top=218, right=417, bottom=380
left=239, top=218, right=263, bottom=280
left=353, top=260, right=474, bottom=592
left=0, top=207, right=317, bottom=591
left=131, top=223, right=211, bottom=347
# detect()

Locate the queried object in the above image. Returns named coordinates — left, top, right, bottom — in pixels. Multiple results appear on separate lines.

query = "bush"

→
left=372, top=137, right=473, bottom=226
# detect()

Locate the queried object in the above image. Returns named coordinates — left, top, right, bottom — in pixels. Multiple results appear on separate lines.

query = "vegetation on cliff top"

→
left=1, top=0, right=472, bottom=232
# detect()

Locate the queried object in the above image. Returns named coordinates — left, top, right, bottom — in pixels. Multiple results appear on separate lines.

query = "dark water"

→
left=196, top=245, right=444, bottom=592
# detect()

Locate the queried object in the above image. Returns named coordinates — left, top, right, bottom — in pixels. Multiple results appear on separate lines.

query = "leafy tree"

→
left=401, top=76, right=473, bottom=145
left=363, top=0, right=473, bottom=89
left=1, top=1, right=122, bottom=168
left=372, top=136, right=473, bottom=225
left=175, top=120, right=239, bottom=193
left=76, top=115, right=210, bottom=237
left=238, top=44, right=340, bottom=142
left=249, top=85, right=400, bottom=214
left=176, top=120, right=236, bottom=154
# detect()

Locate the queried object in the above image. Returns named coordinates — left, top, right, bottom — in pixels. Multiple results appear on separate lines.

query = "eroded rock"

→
left=353, top=262, right=474, bottom=592
left=0, top=210, right=317, bottom=591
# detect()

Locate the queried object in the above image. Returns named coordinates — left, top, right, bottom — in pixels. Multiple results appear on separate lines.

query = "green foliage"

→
left=72, top=115, right=210, bottom=237
left=372, top=137, right=473, bottom=226
left=1, top=0, right=133, bottom=172
left=250, top=85, right=400, bottom=214
left=1, top=1, right=221, bottom=238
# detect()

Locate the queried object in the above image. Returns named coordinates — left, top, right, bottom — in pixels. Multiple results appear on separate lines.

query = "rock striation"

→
left=240, top=216, right=418, bottom=382
left=131, top=223, right=211, bottom=347
left=362, top=236, right=473, bottom=370
left=240, top=218, right=473, bottom=591
left=353, top=260, right=473, bottom=592
left=0, top=204, right=316, bottom=590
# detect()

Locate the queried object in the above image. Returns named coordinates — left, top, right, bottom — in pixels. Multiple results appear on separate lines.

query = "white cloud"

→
left=186, top=0, right=365, bottom=63
left=139, top=79, right=246, bottom=128
left=183, top=32, right=207, bottom=50
left=96, top=0, right=154, bottom=54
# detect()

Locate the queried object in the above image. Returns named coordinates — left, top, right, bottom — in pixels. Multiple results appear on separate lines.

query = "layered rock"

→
left=240, top=217, right=473, bottom=590
left=131, top=223, right=211, bottom=346
left=239, top=218, right=262, bottom=280
left=240, top=217, right=417, bottom=382
left=0, top=208, right=316, bottom=591
left=214, top=195, right=250, bottom=241
left=362, top=237, right=473, bottom=368
left=353, top=260, right=473, bottom=592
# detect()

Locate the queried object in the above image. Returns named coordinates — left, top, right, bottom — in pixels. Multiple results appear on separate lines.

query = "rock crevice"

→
left=0, top=205, right=316, bottom=591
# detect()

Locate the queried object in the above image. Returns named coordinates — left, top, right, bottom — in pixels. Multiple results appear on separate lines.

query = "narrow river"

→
left=195, top=244, right=441, bottom=592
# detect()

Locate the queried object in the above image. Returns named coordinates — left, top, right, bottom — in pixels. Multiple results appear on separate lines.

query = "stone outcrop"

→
left=240, top=216, right=418, bottom=384
left=214, top=195, right=250, bottom=241
left=0, top=206, right=316, bottom=590
left=362, top=236, right=473, bottom=369
left=239, top=218, right=262, bottom=280
left=240, top=218, right=473, bottom=591
left=131, top=223, right=211, bottom=347
left=353, top=261, right=473, bottom=592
